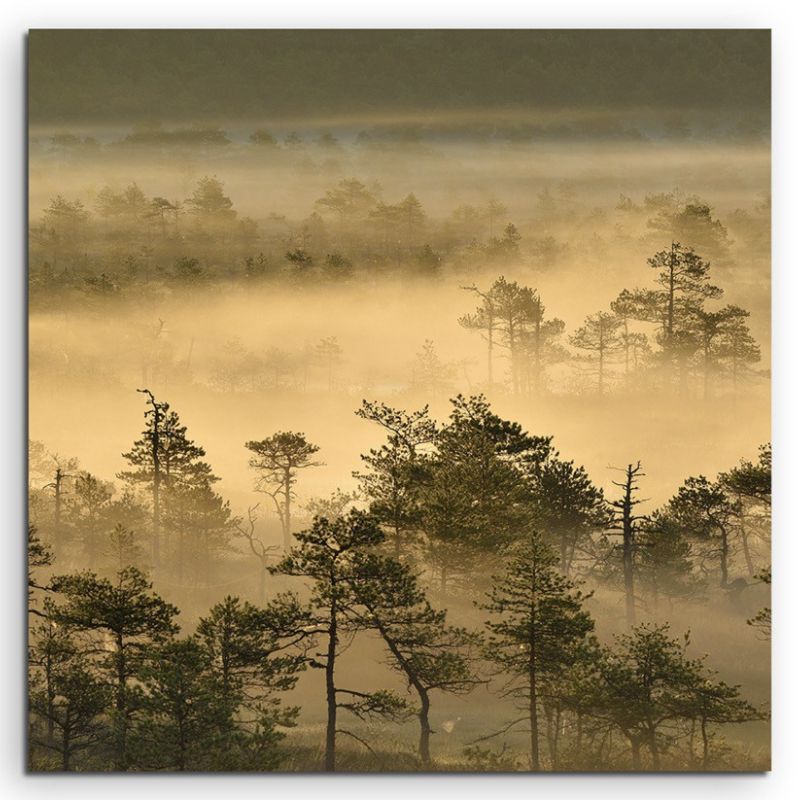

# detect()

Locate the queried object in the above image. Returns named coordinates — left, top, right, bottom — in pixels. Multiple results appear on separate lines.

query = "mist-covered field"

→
left=27, top=30, right=771, bottom=774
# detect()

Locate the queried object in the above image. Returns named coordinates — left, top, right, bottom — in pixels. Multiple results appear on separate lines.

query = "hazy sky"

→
left=28, top=29, right=770, bottom=126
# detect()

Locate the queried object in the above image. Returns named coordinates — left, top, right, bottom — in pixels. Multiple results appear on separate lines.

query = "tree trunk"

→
left=740, top=527, right=755, bottom=577
left=45, top=648, right=55, bottom=745
left=559, top=535, right=568, bottom=575
left=374, top=616, right=434, bottom=765
left=551, top=705, right=561, bottom=770
left=487, top=314, right=494, bottom=387
left=53, top=469, right=63, bottom=558
left=393, top=518, right=401, bottom=559
left=149, top=397, right=162, bottom=574
left=259, top=556, right=266, bottom=605
left=324, top=598, right=338, bottom=772
left=283, top=468, right=292, bottom=551
left=623, top=320, right=630, bottom=383
left=701, top=715, right=709, bottom=769
left=61, top=717, right=70, bottom=771
left=598, top=344, right=604, bottom=396
left=418, top=689, right=432, bottom=765
left=203, top=529, right=211, bottom=587
left=622, top=465, right=636, bottom=626
left=720, top=527, right=729, bottom=587
left=647, top=727, right=661, bottom=770
left=534, top=316, right=542, bottom=398
left=177, top=528, right=185, bottom=582
left=528, top=596, right=540, bottom=771
left=529, top=669, right=540, bottom=771
left=667, top=243, right=676, bottom=343
left=630, top=736, right=641, bottom=770
left=508, top=319, right=518, bottom=395
left=114, top=634, right=128, bottom=771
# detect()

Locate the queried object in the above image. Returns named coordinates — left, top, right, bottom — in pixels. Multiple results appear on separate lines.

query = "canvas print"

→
left=27, top=30, right=771, bottom=772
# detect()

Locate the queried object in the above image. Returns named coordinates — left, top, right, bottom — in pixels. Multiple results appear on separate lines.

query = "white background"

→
left=2, top=2, right=797, bottom=798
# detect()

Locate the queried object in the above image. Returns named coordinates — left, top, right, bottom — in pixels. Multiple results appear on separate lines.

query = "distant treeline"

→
left=28, top=176, right=769, bottom=295
left=28, top=176, right=768, bottom=400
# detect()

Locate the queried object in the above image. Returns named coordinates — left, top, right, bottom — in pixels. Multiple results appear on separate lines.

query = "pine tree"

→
left=663, top=476, right=740, bottom=587
left=28, top=524, right=53, bottom=616
left=519, top=297, right=566, bottom=398
left=693, top=305, right=750, bottom=399
left=347, top=553, right=481, bottom=764
left=459, top=283, right=500, bottom=387
left=531, top=456, right=606, bottom=576
left=245, top=432, right=322, bottom=551
left=715, top=309, right=761, bottom=393
left=647, top=242, right=721, bottom=350
left=197, top=593, right=307, bottom=763
left=746, top=567, right=771, bottom=639
left=677, top=666, right=764, bottom=768
left=50, top=567, right=179, bottom=769
left=480, top=532, right=594, bottom=770
left=421, top=395, right=548, bottom=592
left=569, top=311, right=622, bottom=395
left=119, top=390, right=217, bottom=572
left=637, top=512, right=698, bottom=610
left=354, top=400, right=435, bottom=557
left=592, top=624, right=694, bottom=769
left=719, top=444, right=771, bottom=577
left=134, top=638, right=235, bottom=770
left=271, top=511, right=410, bottom=771
left=29, top=610, right=110, bottom=772
left=605, top=462, right=648, bottom=624
left=164, top=481, right=236, bottom=586
left=68, top=472, right=113, bottom=569
left=593, top=624, right=762, bottom=770
left=610, top=289, right=651, bottom=389
left=491, top=277, right=538, bottom=394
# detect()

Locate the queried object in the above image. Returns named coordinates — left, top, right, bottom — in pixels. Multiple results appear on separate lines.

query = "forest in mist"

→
left=27, top=29, right=770, bottom=774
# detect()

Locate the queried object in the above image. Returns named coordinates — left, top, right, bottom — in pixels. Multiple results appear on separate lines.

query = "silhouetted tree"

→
left=532, top=457, right=606, bottom=576
left=43, top=454, right=78, bottom=559
left=637, top=513, right=698, bottom=610
left=120, top=390, right=217, bottom=572
left=605, top=462, right=648, bottom=625
left=315, top=178, right=376, bottom=221
left=271, top=511, right=410, bottom=771
left=315, top=336, right=343, bottom=392
left=663, top=476, right=740, bottom=587
left=746, top=567, right=771, bottom=639
left=50, top=567, right=179, bottom=769
left=354, top=400, right=435, bottom=557
left=134, top=637, right=230, bottom=770
left=593, top=624, right=759, bottom=770
left=245, top=432, right=322, bottom=551
left=459, top=283, right=500, bottom=386
left=232, top=506, right=280, bottom=604
left=570, top=311, right=622, bottom=395
left=411, top=340, right=456, bottom=398
left=480, top=533, right=594, bottom=771
left=348, top=553, right=481, bottom=763
left=29, top=613, right=109, bottom=771
left=28, top=525, right=53, bottom=616
left=421, top=395, right=547, bottom=591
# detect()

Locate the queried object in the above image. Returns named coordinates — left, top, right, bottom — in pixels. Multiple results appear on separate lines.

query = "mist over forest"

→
left=27, top=29, right=770, bottom=774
